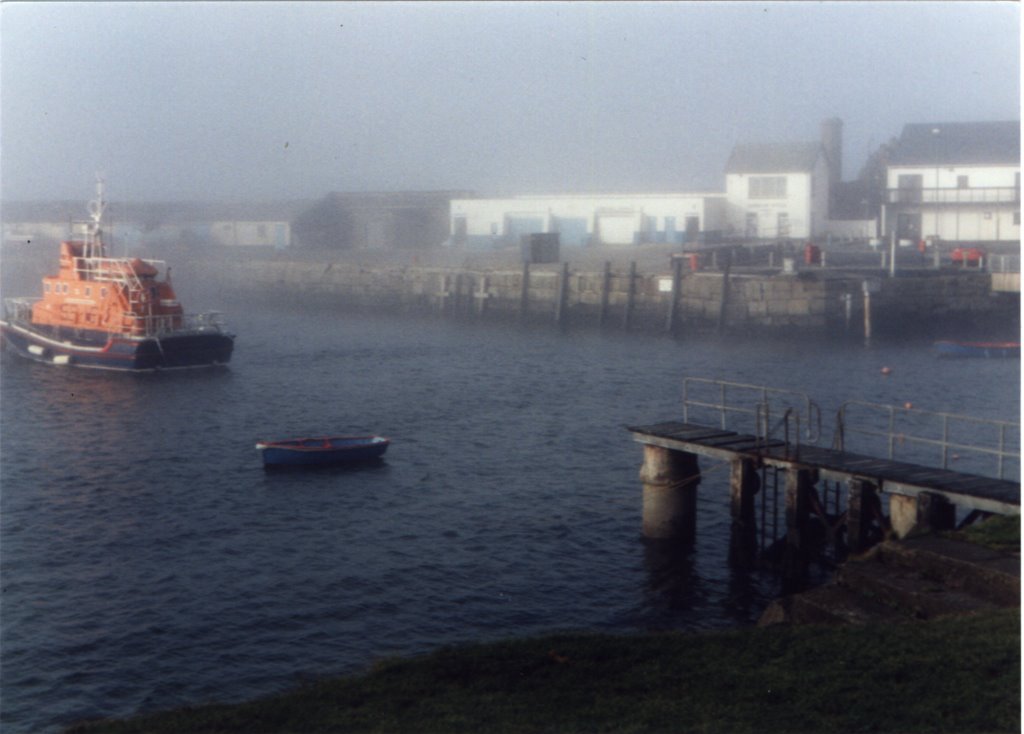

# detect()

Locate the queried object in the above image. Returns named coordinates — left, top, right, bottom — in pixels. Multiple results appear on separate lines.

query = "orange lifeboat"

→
left=0, top=177, right=235, bottom=370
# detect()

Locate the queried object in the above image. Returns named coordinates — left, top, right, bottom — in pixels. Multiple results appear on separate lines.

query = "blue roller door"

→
left=553, top=217, right=588, bottom=247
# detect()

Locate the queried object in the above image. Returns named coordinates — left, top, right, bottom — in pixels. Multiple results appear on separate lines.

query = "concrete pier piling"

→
left=783, top=468, right=816, bottom=578
left=631, top=396, right=1019, bottom=576
left=639, top=444, right=701, bottom=544
left=889, top=491, right=956, bottom=539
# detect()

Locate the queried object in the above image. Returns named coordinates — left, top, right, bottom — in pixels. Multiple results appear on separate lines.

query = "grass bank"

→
left=949, top=513, right=1021, bottom=553
left=68, top=609, right=1019, bottom=734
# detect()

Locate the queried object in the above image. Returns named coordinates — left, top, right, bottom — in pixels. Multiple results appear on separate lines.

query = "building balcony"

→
left=885, top=187, right=1021, bottom=205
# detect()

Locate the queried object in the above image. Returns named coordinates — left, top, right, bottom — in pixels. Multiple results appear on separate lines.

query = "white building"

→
left=450, top=193, right=727, bottom=249
left=723, top=139, right=833, bottom=241
left=882, top=121, right=1020, bottom=244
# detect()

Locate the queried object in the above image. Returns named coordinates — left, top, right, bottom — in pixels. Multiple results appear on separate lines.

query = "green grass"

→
left=67, top=609, right=1020, bottom=734
left=951, top=514, right=1021, bottom=553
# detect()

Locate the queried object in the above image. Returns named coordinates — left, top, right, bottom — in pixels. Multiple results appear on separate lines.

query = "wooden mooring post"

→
left=623, top=261, right=637, bottom=331
left=554, top=261, right=570, bottom=327
left=665, top=256, right=683, bottom=336
left=519, top=261, right=530, bottom=322
left=639, top=445, right=701, bottom=545
left=598, top=261, right=611, bottom=328
left=435, top=273, right=452, bottom=315
left=474, top=274, right=490, bottom=318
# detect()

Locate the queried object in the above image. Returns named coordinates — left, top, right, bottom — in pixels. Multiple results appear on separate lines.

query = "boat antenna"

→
left=87, top=175, right=107, bottom=259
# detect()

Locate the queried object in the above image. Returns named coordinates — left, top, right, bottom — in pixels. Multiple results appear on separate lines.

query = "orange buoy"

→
left=903, top=401, right=913, bottom=410
left=880, top=366, right=892, bottom=375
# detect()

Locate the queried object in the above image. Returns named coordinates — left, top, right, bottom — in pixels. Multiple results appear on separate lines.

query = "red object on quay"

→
left=803, top=243, right=821, bottom=265
left=951, top=247, right=985, bottom=266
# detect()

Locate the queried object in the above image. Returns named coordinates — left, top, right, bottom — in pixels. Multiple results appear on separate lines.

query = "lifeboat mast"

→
left=80, top=175, right=107, bottom=262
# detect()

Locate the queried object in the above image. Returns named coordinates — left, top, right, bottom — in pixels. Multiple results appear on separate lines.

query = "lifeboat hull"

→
left=0, top=319, right=234, bottom=371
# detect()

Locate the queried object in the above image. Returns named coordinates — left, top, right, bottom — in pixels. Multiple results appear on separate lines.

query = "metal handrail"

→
left=122, top=311, right=227, bottom=337
left=682, top=377, right=821, bottom=445
left=834, top=400, right=1020, bottom=480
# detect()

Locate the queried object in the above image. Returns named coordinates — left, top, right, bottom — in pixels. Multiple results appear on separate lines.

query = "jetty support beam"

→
left=729, top=458, right=759, bottom=568
left=847, top=478, right=881, bottom=554
left=639, top=445, right=700, bottom=545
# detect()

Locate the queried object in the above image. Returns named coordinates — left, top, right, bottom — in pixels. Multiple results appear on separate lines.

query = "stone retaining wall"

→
left=211, top=257, right=1016, bottom=337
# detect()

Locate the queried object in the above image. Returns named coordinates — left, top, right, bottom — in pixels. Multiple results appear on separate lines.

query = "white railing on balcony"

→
left=886, top=187, right=1021, bottom=205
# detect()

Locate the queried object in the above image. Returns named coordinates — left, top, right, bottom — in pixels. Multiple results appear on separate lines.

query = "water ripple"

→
left=2, top=314, right=1018, bottom=732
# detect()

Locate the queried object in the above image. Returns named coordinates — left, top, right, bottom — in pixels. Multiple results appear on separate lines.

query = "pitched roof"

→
left=891, top=121, right=1020, bottom=166
left=725, top=142, right=824, bottom=174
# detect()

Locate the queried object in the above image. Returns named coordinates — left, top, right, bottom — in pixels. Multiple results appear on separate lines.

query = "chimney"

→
left=821, top=118, right=843, bottom=184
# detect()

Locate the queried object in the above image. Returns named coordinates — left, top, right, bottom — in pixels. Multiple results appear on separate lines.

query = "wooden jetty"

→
left=628, top=379, right=1020, bottom=574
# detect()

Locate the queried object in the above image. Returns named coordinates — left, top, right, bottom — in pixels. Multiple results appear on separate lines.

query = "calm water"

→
left=1, top=300, right=1019, bottom=732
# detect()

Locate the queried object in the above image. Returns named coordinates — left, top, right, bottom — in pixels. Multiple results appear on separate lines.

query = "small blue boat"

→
left=934, top=340, right=1020, bottom=359
left=255, top=435, right=390, bottom=468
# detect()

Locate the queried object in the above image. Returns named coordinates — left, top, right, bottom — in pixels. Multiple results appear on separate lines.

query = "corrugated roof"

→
left=725, top=142, right=824, bottom=174
left=891, top=121, right=1020, bottom=166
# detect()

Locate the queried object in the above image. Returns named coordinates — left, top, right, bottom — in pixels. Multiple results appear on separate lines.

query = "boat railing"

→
left=3, top=297, right=40, bottom=324
left=73, top=255, right=169, bottom=286
left=124, top=310, right=228, bottom=337
left=2, top=294, right=38, bottom=323
left=834, top=400, right=1020, bottom=480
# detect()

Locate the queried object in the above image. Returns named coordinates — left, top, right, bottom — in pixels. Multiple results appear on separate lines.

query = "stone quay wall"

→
left=214, top=256, right=1016, bottom=338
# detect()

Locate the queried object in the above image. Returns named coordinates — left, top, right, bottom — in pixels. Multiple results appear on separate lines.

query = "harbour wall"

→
left=213, top=257, right=1017, bottom=338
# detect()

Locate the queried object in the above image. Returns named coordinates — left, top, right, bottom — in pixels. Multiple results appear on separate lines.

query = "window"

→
left=62, top=284, right=69, bottom=294
left=897, top=174, right=923, bottom=203
left=101, top=287, right=108, bottom=298
left=957, top=175, right=969, bottom=189
left=85, top=287, right=91, bottom=296
left=745, top=212, right=759, bottom=237
left=44, top=283, right=51, bottom=293
left=749, top=176, right=787, bottom=199
left=777, top=213, right=790, bottom=237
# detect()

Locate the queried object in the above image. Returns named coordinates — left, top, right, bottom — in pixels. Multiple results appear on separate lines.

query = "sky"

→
left=0, top=1, right=1019, bottom=202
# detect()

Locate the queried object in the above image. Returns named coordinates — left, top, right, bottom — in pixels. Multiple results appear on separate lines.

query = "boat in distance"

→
left=255, top=435, right=391, bottom=468
left=934, top=340, right=1020, bottom=359
left=0, top=178, right=234, bottom=371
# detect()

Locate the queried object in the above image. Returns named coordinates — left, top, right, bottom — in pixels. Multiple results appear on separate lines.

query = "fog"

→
left=1, top=1, right=1018, bottom=203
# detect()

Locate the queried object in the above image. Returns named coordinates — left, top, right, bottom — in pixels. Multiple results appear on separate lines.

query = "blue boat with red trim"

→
left=934, top=340, right=1020, bottom=359
left=255, top=435, right=391, bottom=468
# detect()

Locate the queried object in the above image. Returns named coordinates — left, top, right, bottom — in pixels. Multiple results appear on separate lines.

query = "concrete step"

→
left=837, top=561, right=999, bottom=620
left=758, top=582, right=908, bottom=626
left=873, top=536, right=1020, bottom=607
